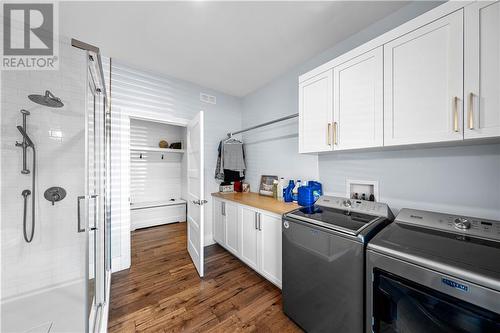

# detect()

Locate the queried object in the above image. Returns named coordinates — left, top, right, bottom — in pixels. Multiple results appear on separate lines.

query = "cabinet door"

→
left=465, top=1, right=500, bottom=139
left=299, top=70, right=333, bottom=153
left=258, top=213, right=282, bottom=288
left=224, top=202, right=239, bottom=255
left=333, top=47, right=383, bottom=150
left=240, top=206, right=259, bottom=270
left=212, top=199, right=225, bottom=245
left=384, top=10, right=464, bottom=146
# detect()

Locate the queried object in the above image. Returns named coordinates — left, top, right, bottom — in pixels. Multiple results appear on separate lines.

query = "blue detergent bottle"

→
left=308, top=181, right=323, bottom=201
left=284, top=180, right=295, bottom=203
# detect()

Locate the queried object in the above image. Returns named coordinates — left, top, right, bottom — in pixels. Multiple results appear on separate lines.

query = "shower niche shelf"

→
left=130, top=146, right=185, bottom=153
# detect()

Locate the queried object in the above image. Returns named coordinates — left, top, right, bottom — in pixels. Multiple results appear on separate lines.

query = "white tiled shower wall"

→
left=1, top=37, right=87, bottom=300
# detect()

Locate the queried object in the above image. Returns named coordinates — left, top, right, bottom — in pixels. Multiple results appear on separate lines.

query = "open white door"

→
left=187, top=111, right=205, bottom=277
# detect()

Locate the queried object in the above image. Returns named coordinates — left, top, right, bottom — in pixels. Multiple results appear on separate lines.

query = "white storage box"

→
left=130, top=200, right=186, bottom=230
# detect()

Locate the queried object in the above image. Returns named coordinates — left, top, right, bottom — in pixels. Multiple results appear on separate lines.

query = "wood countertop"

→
left=211, top=192, right=299, bottom=215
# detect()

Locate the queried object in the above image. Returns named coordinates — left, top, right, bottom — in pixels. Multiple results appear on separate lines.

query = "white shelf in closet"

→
left=130, top=146, right=185, bottom=153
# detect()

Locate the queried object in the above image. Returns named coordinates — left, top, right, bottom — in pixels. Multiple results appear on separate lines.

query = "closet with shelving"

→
left=129, top=118, right=187, bottom=230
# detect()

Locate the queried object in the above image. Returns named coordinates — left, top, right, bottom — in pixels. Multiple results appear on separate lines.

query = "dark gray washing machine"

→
left=366, top=208, right=500, bottom=333
left=282, top=196, right=393, bottom=333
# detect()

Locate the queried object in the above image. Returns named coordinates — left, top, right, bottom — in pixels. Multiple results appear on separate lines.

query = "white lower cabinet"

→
left=240, top=206, right=260, bottom=270
left=224, top=202, right=239, bottom=255
left=213, top=199, right=225, bottom=245
left=258, top=213, right=282, bottom=286
left=213, top=198, right=283, bottom=288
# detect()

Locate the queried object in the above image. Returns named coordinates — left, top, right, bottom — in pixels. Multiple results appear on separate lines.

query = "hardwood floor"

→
left=108, top=222, right=301, bottom=333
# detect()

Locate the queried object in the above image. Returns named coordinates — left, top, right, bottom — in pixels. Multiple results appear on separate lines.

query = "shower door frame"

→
left=73, top=38, right=111, bottom=333
left=87, top=66, right=105, bottom=332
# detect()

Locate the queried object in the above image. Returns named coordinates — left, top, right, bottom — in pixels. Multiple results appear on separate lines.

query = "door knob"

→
left=192, top=199, right=208, bottom=206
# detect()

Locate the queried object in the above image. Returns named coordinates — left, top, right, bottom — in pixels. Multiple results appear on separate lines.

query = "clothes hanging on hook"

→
left=223, top=139, right=245, bottom=172
left=215, top=137, right=246, bottom=182
left=215, top=141, right=224, bottom=181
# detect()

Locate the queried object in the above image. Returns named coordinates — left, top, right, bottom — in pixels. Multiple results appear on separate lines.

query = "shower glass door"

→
left=1, top=42, right=93, bottom=332
left=87, top=60, right=107, bottom=331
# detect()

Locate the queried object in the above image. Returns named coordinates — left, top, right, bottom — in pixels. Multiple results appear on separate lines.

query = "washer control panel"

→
left=316, top=196, right=391, bottom=218
left=453, top=217, right=471, bottom=230
left=396, top=208, right=500, bottom=241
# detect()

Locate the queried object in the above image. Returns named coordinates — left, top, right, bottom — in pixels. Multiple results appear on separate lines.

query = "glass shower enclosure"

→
left=1, top=37, right=110, bottom=333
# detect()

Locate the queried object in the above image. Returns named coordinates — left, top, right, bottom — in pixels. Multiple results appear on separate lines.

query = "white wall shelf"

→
left=130, top=146, right=185, bottom=153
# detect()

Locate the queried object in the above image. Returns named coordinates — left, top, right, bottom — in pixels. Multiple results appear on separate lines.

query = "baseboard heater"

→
left=130, top=199, right=187, bottom=230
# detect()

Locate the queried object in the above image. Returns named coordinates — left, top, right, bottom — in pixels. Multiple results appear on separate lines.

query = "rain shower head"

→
left=17, top=126, right=34, bottom=147
left=28, top=90, right=64, bottom=108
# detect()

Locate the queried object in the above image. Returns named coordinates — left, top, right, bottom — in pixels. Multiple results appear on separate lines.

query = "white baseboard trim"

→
left=111, top=256, right=130, bottom=273
left=204, top=237, right=216, bottom=246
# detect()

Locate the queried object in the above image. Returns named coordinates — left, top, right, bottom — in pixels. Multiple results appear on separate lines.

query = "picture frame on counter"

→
left=259, top=175, right=278, bottom=197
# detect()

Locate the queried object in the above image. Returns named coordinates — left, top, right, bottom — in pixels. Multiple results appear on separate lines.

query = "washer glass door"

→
left=372, top=270, right=500, bottom=333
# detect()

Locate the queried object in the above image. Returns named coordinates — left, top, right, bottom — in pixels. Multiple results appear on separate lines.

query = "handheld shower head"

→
left=28, top=90, right=64, bottom=108
left=17, top=126, right=34, bottom=147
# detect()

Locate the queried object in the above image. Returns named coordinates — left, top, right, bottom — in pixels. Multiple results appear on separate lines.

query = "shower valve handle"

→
left=44, top=187, right=66, bottom=206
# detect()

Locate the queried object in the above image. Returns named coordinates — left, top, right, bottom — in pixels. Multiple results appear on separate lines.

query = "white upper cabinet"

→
left=333, top=47, right=383, bottom=150
left=298, top=2, right=499, bottom=153
left=384, top=10, right=464, bottom=146
left=464, top=1, right=500, bottom=139
left=299, top=70, right=333, bottom=153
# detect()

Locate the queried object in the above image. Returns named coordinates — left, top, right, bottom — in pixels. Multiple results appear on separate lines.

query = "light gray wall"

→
left=241, top=1, right=500, bottom=219
left=242, top=82, right=319, bottom=191
left=319, top=143, right=500, bottom=219
left=242, top=1, right=442, bottom=191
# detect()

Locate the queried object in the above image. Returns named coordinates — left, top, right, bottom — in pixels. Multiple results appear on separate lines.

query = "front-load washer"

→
left=366, top=208, right=500, bottom=333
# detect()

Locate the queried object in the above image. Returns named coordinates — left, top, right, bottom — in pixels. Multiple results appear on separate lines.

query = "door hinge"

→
left=192, top=199, right=208, bottom=206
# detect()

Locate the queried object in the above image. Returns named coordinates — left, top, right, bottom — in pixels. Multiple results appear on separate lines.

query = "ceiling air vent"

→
left=200, top=93, right=216, bottom=105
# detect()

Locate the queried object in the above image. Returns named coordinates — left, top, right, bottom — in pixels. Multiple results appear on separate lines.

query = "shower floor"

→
left=1, top=281, right=86, bottom=333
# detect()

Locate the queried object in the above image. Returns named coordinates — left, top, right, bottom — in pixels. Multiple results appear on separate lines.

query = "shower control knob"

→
left=454, top=217, right=471, bottom=230
left=44, top=187, right=66, bottom=206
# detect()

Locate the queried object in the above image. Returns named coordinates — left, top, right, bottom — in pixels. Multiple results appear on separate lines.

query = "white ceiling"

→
left=60, top=1, right=411, bottom=97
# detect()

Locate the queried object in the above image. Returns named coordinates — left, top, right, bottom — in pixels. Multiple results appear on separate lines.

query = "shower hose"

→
left=22, top=146, right=36, bottom=243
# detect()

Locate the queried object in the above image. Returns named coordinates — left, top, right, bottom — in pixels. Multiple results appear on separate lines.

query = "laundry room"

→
left=1, top=1, right=499, bottom=333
